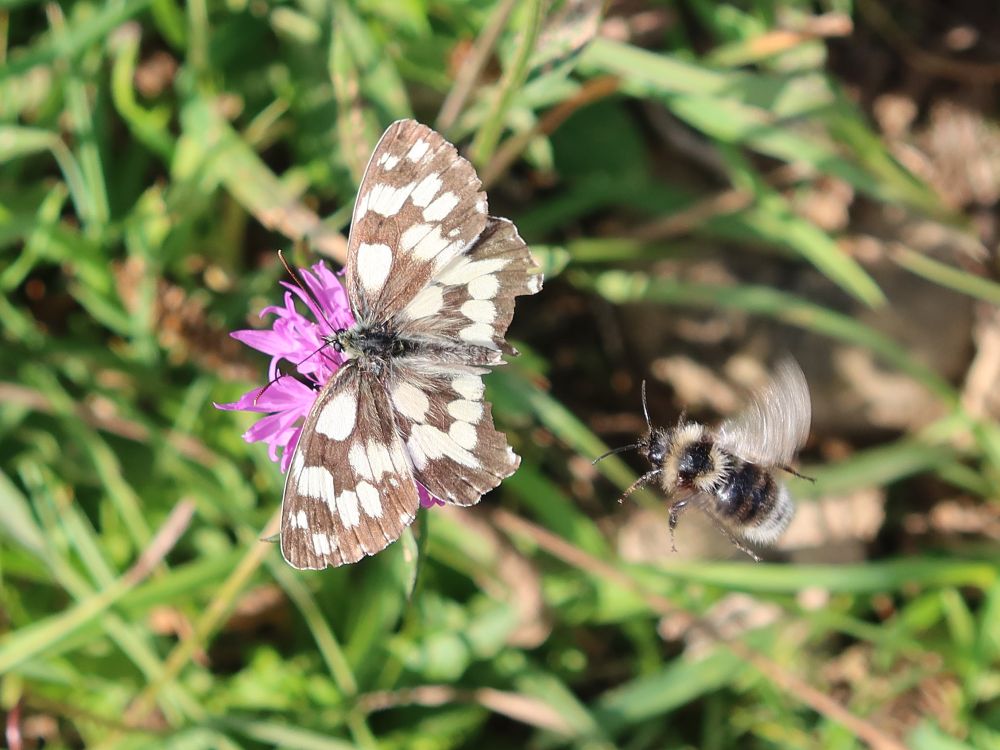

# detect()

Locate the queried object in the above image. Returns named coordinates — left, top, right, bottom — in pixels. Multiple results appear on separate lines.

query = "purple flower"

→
left=216, top=261, right=443, bottom=508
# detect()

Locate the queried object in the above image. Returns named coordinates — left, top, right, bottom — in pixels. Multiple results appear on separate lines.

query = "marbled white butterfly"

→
left=281, top=120, right=542, bottom=569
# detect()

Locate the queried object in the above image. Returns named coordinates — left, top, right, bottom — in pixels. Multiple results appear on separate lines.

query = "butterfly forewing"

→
left=347, top=120, right=489, bottom=325
left=280, top=364, right=420, bottom=569
left=399, top=217, right=542, bottom=364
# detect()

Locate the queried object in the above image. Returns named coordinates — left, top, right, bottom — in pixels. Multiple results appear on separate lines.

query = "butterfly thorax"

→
left=328, top=323, right=417, bottom=375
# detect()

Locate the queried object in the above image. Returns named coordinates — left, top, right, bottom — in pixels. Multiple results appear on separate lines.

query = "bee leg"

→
left=716, top=526, right=762, bottom=562
left=667, top=499, right=690, bottom=553
left=617, top=469, right=662, bottom=504
left=781, top=465, right=815, bottom=482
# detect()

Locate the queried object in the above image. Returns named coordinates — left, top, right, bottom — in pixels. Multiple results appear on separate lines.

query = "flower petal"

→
left=417, top=484, right=446, bottom=508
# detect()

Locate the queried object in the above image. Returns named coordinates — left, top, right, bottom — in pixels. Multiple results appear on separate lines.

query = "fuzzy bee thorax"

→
left=656, top=422, right=731, bottom=494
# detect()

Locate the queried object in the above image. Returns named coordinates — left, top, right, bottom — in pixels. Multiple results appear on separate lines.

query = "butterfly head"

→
left=325, top=329, right=348, bottom=354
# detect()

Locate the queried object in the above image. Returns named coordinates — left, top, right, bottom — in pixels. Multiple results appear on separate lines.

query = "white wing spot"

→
left=448, top=399, right=483, bottom=422
left=407, top=434, right=427, bottom=470
left=311, top=533, right=332, bottom=556
left=461, top=299, right=496, bottom=324
left=404, top=284, right=444, bottom=319
left=452, top=375, right=484, bottom=401
left=380, top=153, right=400, bottom=170
left=475, top=196, right=487, bottom=214
left=366, top=442, right=394, bottom=478
left=336, top=490, right=360, bottom=528
left=290, top=450, right=305, bottom=482
left=459, top=322, right=498, bottom=347
left=410, top=424, right=478, bottom=467
left=439, top=258, right=508, bottom=286
left=449, top=421, right=477, bottom=450
left=364, top=181, right=415, bottom=217
left=356, top=242, right=392, bottom=294
left=291, top=510, right=309, bottom=529
left=389, top=443, right=409, bottom=472
left=298, top=466, right=336, bottom=503
left=406, top=139, right=430, bottom=161
left=315, top=390, right=357, bottom=440
left=410, top=173, right=442, bottom=208
left=468, top=275, right=499, bottom=300
left=348, top=443, right=373, bottom=480
left=400, top=222, right=454, bottom=261
left=392, top=381, right=429, bottom=422
left=356, top=481, right=383, bottom=518
left=423, top=191, right=459, bottom=222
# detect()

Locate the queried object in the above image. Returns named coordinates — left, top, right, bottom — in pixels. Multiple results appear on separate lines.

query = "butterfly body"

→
left=280, top=120, right=542, bottom=569
left=331, top=322, right=412, bottom=367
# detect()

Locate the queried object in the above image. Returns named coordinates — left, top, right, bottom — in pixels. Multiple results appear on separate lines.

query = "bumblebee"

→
left=597, top=358, right=812, bottom=560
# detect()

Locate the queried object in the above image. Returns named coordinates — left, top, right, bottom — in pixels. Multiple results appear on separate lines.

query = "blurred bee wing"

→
left=716, top=357, right=811, bottom=467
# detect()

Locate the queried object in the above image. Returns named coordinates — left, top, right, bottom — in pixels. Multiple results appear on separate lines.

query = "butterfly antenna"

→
left=640, top=379, right=652, bottom=431
left=277, top=248, right=339, bottom=334
left=592, top=443, right=640, bottom=465
left=252, top=339, right=337, bottom=406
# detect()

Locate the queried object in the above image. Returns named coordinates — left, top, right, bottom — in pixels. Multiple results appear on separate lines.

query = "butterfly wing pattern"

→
left=279, top=364, right=420, bottom=568
left=279, top=120, right=542, bottom=569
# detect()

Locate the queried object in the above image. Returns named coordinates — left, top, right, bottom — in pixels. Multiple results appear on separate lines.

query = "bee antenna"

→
left=640, top=380, right=652, bottom=431
left=592, top=443, right=640, bottom=465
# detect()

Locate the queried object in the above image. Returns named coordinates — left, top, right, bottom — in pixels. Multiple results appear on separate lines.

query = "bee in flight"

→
left=595, top=358, right=812, bottom=561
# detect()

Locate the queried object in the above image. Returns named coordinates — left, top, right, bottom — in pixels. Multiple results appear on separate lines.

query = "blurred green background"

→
left=2, top=1, right=999, bottom=748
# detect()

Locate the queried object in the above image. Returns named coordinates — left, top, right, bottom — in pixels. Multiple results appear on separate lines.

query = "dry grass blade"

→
left=493, top=510, right=909, bottom=750
left=0, top=383, right=219, bottom=468
left=436, top=0, right=519, bottom=133
left=122, top=511, right=282, bottom=730
left=359, top=685, right=575, bottom=736
left=124, top=500, right=197, bottom=585
left=481, top=74, right=620, bottom=188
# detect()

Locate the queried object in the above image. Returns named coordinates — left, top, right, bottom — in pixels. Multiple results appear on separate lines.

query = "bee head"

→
left=638, top=427, right=670, bottom=468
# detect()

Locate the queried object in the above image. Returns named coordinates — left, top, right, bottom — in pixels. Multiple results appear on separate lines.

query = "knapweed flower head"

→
left=216, top=261, right=442, bottom=508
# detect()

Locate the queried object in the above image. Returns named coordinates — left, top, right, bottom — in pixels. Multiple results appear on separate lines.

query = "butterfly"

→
left=280, top=120, right=542, bottom=569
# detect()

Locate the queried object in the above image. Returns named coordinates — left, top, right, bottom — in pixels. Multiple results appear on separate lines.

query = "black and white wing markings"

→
left=387, top=364, right=519, bottom=506
left=715, top=358, right=811, bottom=468
left=399, top=217, right=543, bottom=365
left=347, top=120, right=489, bottom=324
left=280, top=364, right=419, bottom=569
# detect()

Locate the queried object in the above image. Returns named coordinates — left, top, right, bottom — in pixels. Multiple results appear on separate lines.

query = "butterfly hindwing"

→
left=388, top=363, right=520, bottom=506
left=280, top=363, right=420, bottom=569
left=346, top=120, right=489, bottom=325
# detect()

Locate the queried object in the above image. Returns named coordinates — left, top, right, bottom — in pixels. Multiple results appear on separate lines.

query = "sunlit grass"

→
left=1, top=2, right=997, bottom=749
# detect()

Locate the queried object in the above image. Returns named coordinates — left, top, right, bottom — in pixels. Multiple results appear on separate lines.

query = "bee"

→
left=595, top=358, right=812, bottom=561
